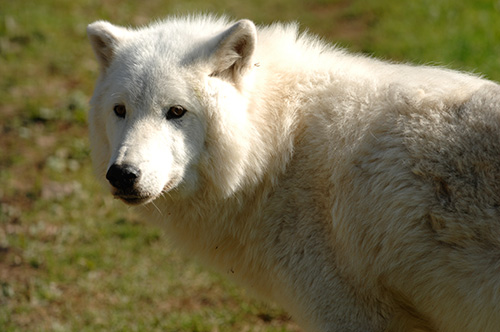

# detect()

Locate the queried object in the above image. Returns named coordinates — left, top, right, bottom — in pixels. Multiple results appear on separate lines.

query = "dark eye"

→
left=166, top=105, right=187, bottom=120
left=113, top=104, right=126, bottom=118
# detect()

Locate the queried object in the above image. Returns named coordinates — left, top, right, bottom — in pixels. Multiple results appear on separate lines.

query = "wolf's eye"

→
left=113, top=104, right=126, bottom=118
left=166, top=106, right=187, bottom=120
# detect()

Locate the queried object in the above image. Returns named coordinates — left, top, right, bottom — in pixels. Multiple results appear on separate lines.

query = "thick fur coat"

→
left=87, top=15, right=500, bottom=332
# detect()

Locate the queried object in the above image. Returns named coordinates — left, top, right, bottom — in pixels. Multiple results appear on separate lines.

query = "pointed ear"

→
left=87, top=21, right=127, bottom=71
left=210, top=19, right=257, bottom=85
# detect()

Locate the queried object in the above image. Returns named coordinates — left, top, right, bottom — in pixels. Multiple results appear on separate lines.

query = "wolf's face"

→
left=87, top=18, right=257, bottom=205
left=90, top=64, right=206, bottom=205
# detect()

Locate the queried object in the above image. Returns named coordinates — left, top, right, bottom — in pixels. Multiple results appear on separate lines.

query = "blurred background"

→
left=1, top=0, right=499, bottom=331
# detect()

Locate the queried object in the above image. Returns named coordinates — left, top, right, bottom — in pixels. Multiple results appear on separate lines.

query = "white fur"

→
left=88, top=15, right=500, bottom=332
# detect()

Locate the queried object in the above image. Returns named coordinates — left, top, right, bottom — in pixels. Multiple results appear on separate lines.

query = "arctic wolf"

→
left=87, top=15, right=500, bottom=332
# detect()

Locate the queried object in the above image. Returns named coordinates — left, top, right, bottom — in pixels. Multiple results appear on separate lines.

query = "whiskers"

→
left=143, top=190, right=173, bottom=216
left=149, top=199, right=162, bottom=215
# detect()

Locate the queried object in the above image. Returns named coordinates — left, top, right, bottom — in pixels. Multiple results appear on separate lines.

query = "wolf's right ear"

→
left=87, top=21, right=127, bottom=71
left=209, top=19, right=257, bottom=86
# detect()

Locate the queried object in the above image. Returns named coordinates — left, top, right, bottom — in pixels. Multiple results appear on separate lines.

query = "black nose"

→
left=106, top=163, right=141, bottom=190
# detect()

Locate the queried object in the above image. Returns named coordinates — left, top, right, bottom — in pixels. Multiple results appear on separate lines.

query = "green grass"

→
left=1, top=0, right=499, bottom=331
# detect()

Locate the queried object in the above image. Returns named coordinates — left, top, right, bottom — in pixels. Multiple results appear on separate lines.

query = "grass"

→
left=1, top=0, right=499, bottom=331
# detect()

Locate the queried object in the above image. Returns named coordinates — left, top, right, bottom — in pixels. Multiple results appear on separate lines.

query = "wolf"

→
left=87, top=15, right=500, bottom=332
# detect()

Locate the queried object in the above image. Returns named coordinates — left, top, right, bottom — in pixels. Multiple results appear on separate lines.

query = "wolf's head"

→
left=87, top=17, right=258, bottom=205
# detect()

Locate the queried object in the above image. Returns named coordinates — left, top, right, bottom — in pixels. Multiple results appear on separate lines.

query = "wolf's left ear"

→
left=210, top=19, right=257, bottom=85
left=87, top=21, right=127, bottom=71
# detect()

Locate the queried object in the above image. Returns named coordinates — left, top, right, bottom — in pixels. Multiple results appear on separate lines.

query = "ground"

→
left=1, top=0, right=499, bottom=331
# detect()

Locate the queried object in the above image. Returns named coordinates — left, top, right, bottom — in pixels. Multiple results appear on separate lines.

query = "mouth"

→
left=110, top=178, right=179, bottom=206
left=117, top=195, right=152, bottom=205
left=112, top=191, right=156, bottom=206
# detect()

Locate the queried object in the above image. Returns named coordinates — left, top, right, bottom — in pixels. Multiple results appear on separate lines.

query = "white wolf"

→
left=87, top=15, right=500, bottom=332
